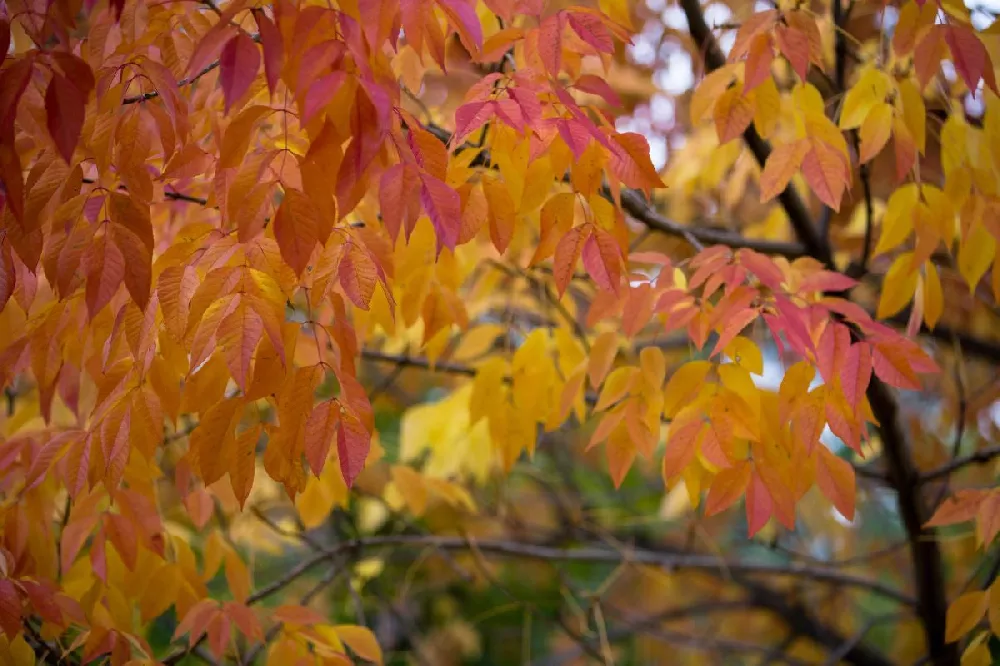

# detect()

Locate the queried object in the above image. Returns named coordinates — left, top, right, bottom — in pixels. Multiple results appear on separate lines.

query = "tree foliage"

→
left=1, top=0, right=1000, bottom=662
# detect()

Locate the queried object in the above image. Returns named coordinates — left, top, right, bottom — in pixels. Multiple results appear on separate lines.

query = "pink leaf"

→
left=573, top=74, right=621, bottom=107
left=567, top=12, right=613, bottom=53
left=420, top=174, right=461, bottom=252
left=220, top=32, right=261, bottom=113
left=253, top=9, right=284, bottom=95
left=538, top=13, right=563, bottom=76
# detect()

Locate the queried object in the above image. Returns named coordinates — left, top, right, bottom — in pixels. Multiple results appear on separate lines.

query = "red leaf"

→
left=337, top=411, right=370, bottom=487
left=0, top=57, right=32, bottom=133
left=775, top=23, right=810, bottom=79
left=574, top=74, right=621, bottom=107
left=945, top=25, right=998, bottom=95
left=20, top=581, right=62, bottom=625
left=452, top=101, right=496, bottom=146
left=302, top=71, right=347, bottom=125
left=380, top=164, right=421, bottom=241
left=437, top=0, right=484, bottom=53
left=419, top=174, right=461, bottom=252
left=797, top=270, right=856, bottom=293
left=0, top=579, right=21, bottom=638
left=746, top=470, right=773, bottom=537
left=581, top=229, right=622, bottom=295
left=45, top=74, right=86, bottom=164
left=840, top=342, right=872, bottom=410
left=187, top=25, right=237, bottom=78
left=0, top=241, right=14, bottom=311
left=743, top=33, right=773, bottom=92
left=220, top=32, right=261, bottom=113
left=552, top=225, right=589, bottom=296
left=0, top=18, right=9, bottom=68
left=253, top=9, right=284, bottom=95
left=305, top=399, right=340, bottom=475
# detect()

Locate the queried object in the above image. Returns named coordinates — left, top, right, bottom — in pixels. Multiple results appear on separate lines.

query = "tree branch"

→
left=676, top=1, right=956, bottom=662
left=246, top=534, right=915, bottom=606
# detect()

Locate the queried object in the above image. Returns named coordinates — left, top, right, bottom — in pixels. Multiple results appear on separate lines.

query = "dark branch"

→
left=676, top=1, right=956, bottom=662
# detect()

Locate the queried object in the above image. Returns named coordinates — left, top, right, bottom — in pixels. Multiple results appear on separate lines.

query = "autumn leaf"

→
left=274, top=188, right=320, bottom=277
left=45, top=75, right=87, bottom=164
left=946, top=591, right=988, bottom=643
left=220, top=32, right=261, bottom=113
left=759, top=139, right=808, bottom=203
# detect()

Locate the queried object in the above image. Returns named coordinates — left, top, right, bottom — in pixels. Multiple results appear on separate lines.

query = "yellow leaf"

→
left=469, top=358, right=509, bottom=425
left=391, top=465, right=428, bottom=517
left=988, top=578, right=1000, bottom=635
left=750, top=77, right=781, bottom=139
left=898, top=78, right=926, bottom=153
left=923, top=262, right=943, bottom=329
left=945, top=591, right=988, bottom=643
left=958, top=223, right=996, bottom=293
left=663, top=361, right=712, bottom=418
left=690, top=66, right=739, bottom=124
left=489, top=401, right=536, bottom=470
left=717, top=363, right=759, bottom=414
left=724, top=337, right=764, bottom=375
left=962, top=634, right=992, bottom=666
left=599, top=0, right=634, bottom=29
left=877, top=253, right=919, bottom=319
left=941, top=114, right=968, bottom=176
left=595, top=366, right=637, bottom=412
left=606, top=424, right=636, bottom=488
left=639, top=346, right=666, bottom=391
left=874, top=184, right=918, bottom=256
left=839, top=67, right=891, bottom=129
left=225, top=550, right=251, bottom=605
left=336, top=625, right=383, bottom=665
left=859, top=102, right=893, bottom=163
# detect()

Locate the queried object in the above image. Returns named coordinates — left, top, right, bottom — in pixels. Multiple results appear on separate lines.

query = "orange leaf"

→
left=815, top=446, right=855, bottom=521
left=801, top=138, right=847, bottom=211
left=859, top=102, right=893, bottom=164
left=713, top=84, right=754, bottom=144
left=553, top=225, right=590, bottom=296
left=759, top=139, right=808, bottom=203
left=946, top=591, right=988, bottom=643
left=274, top=189, right=320, bottom=277
left=705, top=460, right=751, bottom=516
